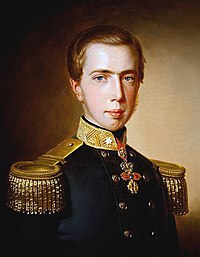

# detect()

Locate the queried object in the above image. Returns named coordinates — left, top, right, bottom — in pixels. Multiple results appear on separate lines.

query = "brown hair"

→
left=67, top=24, right=146, bottom=82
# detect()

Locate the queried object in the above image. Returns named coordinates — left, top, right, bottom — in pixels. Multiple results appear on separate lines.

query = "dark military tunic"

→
left=5, top=116, right=181, bottom=257
left=57, top=144, right=180, bottom=257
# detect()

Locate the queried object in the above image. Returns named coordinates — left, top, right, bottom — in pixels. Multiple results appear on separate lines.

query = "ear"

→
left=70, top=78, right=84, bottom=102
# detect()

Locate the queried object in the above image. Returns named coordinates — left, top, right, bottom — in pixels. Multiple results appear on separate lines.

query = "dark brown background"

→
left=0, top=1, right=199, bottom=256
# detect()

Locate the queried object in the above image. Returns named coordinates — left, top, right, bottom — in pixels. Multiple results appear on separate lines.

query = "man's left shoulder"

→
left=126, top=145, right=189, bottom=216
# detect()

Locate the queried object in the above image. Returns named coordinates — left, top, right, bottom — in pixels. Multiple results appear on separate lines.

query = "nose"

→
left=110, top=76, right=124, bottom=102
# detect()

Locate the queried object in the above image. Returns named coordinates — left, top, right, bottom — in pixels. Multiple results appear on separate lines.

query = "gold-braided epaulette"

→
left=7, top=137, right=83, bottom=215
left=151, top=159, right=189, bottom=216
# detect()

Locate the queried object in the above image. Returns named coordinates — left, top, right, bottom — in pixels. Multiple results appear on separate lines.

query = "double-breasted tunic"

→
left=6, top=117, right=181, bottom=257
left=56, top=143, right=180, bottom=256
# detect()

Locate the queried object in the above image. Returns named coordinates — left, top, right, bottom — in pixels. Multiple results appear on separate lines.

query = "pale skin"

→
left=70, top=43, right=140, bottom=131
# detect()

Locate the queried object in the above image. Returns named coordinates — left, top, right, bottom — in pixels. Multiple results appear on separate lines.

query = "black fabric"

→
left=4, top=135, right=180, bottom=257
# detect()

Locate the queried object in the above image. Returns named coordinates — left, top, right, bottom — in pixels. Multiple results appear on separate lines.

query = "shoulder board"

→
left=34, top=137, right=83, bottom=166
left=150, top=159, right=189, bottom=216
left=7, top=137, right=83, bottom=215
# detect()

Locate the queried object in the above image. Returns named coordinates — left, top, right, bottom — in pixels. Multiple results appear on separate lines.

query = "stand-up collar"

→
left=76, top=116, right=127, bottom=151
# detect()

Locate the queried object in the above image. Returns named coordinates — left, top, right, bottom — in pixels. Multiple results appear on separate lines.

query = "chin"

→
left=106, top=121, right=125, bottom=131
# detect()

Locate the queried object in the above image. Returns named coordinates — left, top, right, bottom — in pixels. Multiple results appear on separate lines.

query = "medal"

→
left=127, top=180, right=139, bottom=194
left=116, top=138, right=141, bottom=194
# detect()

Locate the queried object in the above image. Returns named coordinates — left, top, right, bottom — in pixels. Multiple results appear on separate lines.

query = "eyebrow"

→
left=89, top=69, right=137, bottom=76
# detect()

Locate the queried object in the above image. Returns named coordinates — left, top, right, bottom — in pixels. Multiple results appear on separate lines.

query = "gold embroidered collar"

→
left=76, top=117, right=127, bottom=151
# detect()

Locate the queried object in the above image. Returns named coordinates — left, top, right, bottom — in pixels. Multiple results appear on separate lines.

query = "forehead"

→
left=83, top=43, right=138, bottom=73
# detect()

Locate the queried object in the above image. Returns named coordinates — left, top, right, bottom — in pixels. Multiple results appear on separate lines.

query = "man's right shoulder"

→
left=6, top=137, right=83, bottom=215
left=35, top=136, right=83, bottom=166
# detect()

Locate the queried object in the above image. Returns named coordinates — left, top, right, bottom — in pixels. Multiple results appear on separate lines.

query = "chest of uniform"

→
left=65, top=146, right=162, bottom=216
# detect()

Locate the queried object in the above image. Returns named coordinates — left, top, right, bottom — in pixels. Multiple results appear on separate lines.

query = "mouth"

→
left=106, top=109, right=125, bottom=118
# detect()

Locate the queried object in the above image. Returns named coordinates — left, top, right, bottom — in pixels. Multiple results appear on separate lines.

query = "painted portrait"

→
left=0, top=1, right=199, bottom=256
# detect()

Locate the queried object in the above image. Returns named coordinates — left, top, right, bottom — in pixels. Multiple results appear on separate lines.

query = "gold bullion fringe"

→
left=151, top=159, right=189, bottom=216
left=7, top=138, right=83, bottom=215
left=162, top=176, right=188, bottom=216
left=7, top=161, right=65, bottom=214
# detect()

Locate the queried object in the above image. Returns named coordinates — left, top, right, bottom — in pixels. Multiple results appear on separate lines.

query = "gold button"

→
left=142, top=174, right=149, bottom=182
left=67, top=142, right=74, bottom=147
left=112, top=174, right=120, bottom=182
left=101, top=150, right=109, bottom=157
left=124, top=230, right=132, bottom=238
left=151, top=231, right=158, bottom=240
left=129, top=151, right=136, bottom=157
left=148, top=199, right=155, bottom=209
left=119, top=202, right=127, bottom=210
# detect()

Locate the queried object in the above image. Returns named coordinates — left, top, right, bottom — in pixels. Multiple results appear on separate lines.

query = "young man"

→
left=6, top=25, right=183, bottom=257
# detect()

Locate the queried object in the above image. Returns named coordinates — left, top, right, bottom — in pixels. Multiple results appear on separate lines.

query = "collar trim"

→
left=76, top=117, right=127, bottom=151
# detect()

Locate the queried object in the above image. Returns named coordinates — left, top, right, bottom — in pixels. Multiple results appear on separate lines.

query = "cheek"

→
left=83, top=90, right=100, bottom=109
left=126, top=88, right=138, bottom=105
left=83, top=87, right=106, bottom=105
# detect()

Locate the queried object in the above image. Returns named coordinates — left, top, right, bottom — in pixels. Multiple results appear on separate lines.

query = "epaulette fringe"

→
left=7, top=138, right=83, bottom=215
left=151, top=159, right=189, bottom=216
left=7, top=138, right=188, bottom=216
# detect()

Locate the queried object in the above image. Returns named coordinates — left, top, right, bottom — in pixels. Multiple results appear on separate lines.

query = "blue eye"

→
left=94, top=76, right=106, bottom=81
left=124, top=76, right=135, bottom=82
